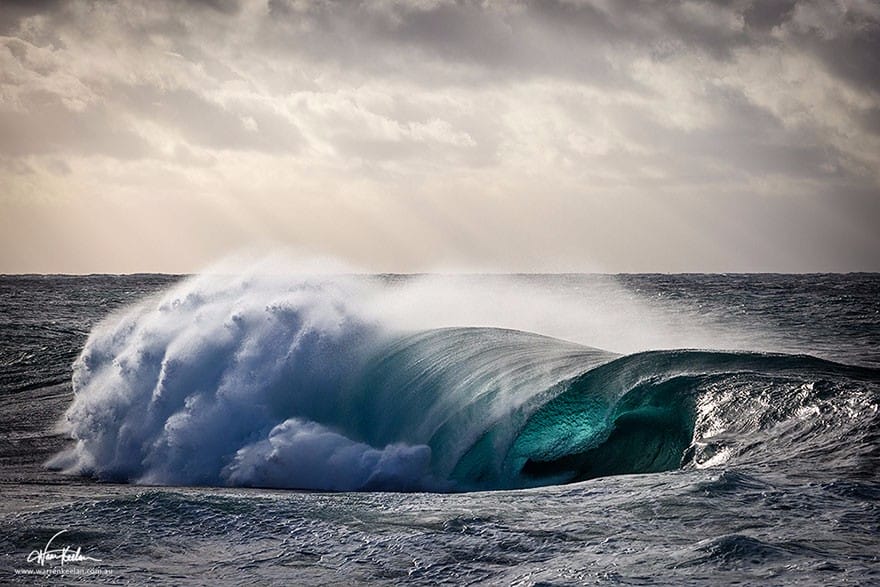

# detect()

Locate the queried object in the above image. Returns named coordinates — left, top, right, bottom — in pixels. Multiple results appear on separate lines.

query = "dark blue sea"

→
left=1, top=271, right=878, bottom=585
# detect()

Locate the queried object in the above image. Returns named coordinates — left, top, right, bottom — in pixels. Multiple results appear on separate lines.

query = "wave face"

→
left=50, top=272, right=880, bottom=492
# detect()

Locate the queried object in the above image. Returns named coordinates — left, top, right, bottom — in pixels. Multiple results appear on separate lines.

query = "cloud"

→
left=781, top=1, right=880, bottom=93
left=0, top=0, right=878, bottom=272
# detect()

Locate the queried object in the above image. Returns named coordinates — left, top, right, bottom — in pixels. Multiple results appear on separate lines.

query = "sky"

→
left=1, top=0, right=878, bottom=274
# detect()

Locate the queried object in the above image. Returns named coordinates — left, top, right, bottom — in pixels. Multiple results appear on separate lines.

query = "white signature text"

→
left=26, top=530, right=102, bottom=567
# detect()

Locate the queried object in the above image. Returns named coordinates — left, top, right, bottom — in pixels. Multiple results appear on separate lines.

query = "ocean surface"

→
left=0, top=271, right=878, bottom=585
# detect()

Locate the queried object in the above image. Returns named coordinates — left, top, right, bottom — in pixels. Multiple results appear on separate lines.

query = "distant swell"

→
left=49, top=272, right=880, bottom=492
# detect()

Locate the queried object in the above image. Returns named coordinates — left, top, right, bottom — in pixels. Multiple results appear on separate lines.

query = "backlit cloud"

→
left=1, top=0, right=878, bottom=272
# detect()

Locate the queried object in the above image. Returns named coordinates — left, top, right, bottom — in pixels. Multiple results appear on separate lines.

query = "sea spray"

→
left=47, top=260, right=879, bottom=492
left=49, top=270, right=400, bottom=488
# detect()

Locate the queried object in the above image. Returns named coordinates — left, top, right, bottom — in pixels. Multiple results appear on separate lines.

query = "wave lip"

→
left=345, top=327, right=615, bottom=489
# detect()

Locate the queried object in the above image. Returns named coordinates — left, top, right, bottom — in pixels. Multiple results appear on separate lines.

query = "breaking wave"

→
left=49, top=268, right=880, bottom=491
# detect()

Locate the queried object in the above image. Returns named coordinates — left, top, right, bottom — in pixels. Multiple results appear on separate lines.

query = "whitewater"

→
left=1, top=264, right=878, bottom=585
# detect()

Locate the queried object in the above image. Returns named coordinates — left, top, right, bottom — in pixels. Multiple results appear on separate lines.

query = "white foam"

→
left=49, top=264, right=398, bottom=489
left=221, top=418, right=435, bottom=491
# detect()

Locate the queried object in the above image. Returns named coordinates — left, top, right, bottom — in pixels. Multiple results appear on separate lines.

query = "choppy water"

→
left=1, top=271, right=878, bottom=585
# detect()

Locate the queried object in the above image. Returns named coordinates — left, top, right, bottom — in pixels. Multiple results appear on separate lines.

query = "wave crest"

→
left=49, top=269, right=879, bottom=492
